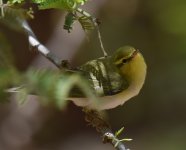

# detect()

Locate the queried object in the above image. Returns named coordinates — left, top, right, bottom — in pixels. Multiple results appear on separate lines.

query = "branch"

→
left=76, top=8, right=108, bottom=57
left=19, top=19, right=63, bottom=69
left=83, top=109, right=129, bottom=150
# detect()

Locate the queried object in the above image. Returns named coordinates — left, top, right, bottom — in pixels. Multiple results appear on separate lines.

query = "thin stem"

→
left=77, top=8, right=108, bottom=57
left=95, top=24, right=107, bottom=57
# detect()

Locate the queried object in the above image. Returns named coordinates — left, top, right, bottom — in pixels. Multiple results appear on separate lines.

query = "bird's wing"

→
left=69, top=58, right=129, bottom=97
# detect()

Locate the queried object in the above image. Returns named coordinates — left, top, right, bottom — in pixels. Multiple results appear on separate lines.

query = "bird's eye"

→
left=122, top=59, right=127, bottom=63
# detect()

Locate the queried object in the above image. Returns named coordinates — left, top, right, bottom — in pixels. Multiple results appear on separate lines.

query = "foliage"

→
left=78, top=15, right=95, bottom=31
left=0, top=0, right=96, bottom=107
left=0, top=7, right=33, bottom=31
left=0, top=66, right=98, bottom=108
left=0, top=31, right=97, bottom=107
left=8, top=0, right=24, bottom=4
left=0, top=33, right=19, bottom=101
left=18, top=69, right=97, bottom=108
left=63, top=12, right=76, bottom=32
left=32, top=0, right=88, bottom=10
left=30, top=0, right=95, bottom=32
left=0, top=0, right=94, bottom=32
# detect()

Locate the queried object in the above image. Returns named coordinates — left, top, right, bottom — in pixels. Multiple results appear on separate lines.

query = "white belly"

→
left=69, top=82, right=144, bottom=110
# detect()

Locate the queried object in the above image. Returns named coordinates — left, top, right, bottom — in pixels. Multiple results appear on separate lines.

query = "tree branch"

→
left=76, top=8, right=108, bottom=57
left=83, top=109, right=128, bottom=150
left=19, top=19, right=63, bottom=69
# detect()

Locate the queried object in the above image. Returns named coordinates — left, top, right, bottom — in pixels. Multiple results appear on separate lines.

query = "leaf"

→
left=75, top=0, right=87, bottom=5
left=0, top=33, right=20, bottom=103
left=1, top=67, right=98, bottom=109
left=0, top=7, right=32, bottom=31
left=55, top=75, right=70, bottom=108
left=115, top=127, right=124, bottom=137
left=8, top=0, right=25, bottom=4
left=55, top=74, right=98, bottom=109
left=23, top=70, right=72, bottom=107
left=0, top=32, right=14, bottom=67
left=22, top=69, right=98, bottom=109
left=0, top=68, right=19, bottom=103
left=63, top=12, right=76, bottom=32
left=78, top=15, right=94, bottom=31
left=16, top=88, right=28, bottom=104
left=63, top=10, right=95, bottom=33
left=119, top=138, right=133, bottom=142
left=33, top=0, right=88, bottom=10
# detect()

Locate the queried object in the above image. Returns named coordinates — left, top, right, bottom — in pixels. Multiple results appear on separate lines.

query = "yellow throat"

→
left=97, top=48, right=147, bottom=110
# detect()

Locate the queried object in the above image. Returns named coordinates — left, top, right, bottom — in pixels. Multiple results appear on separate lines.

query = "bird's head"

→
left=111, top=46, right=146, bottom=84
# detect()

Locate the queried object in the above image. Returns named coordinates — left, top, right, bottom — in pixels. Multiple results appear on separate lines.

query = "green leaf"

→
left=119, top=138, right=133, bottom=142
left=8, top=0, right=25, bottom=4
left=0, top=68, right=19, bottom=103
left=23, top=69, right=98, bottom=109
left=0, top=7, right=32, bottom=31
left=0, top=67, right=98, bottom=110
left=55, top=76, right=70, bottom=108
left=32, top=0, right=88, bottom=10
left=16, top=88, right=28, bottom=104
left=78, top=15, right=94, bottom=31
left=115, top=127, right=124, bottom=137
left=63, top=12, right=76, bottom=32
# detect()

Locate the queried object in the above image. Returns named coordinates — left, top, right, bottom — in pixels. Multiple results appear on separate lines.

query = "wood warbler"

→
left=69, top=46, right=147, bottom=110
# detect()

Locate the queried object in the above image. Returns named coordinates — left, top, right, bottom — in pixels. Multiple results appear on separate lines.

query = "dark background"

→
left=0, top=0, right=186, bottom=150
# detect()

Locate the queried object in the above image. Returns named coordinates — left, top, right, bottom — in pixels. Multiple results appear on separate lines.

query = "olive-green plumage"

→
left=78, top=56, right=129, bottom=96
left=70, top=46, right=147, bottom=110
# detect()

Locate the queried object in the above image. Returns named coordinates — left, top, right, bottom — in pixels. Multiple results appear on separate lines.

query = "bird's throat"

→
left=122, top=53, right=147, bottom=91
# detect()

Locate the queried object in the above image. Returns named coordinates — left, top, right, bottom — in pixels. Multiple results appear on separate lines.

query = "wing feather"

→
left=69, top=57, right=129, bottom=97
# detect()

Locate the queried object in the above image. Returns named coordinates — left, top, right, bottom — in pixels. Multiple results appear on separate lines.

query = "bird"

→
left=69, top=46, right=147, bottom=110
left=5, top=46, right=146, bottom=110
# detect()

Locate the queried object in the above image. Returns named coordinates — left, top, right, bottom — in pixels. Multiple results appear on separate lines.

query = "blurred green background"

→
left=74, top=0, right=186, bottom=149
left=0, top=0, right=186, bottom=150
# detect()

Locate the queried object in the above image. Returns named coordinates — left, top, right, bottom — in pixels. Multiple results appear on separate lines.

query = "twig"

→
left=76, top=8, right=108, bottom=57
left=83, top=108, right=128, bottom=150
left=18, top=19, right=63, bottom=69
